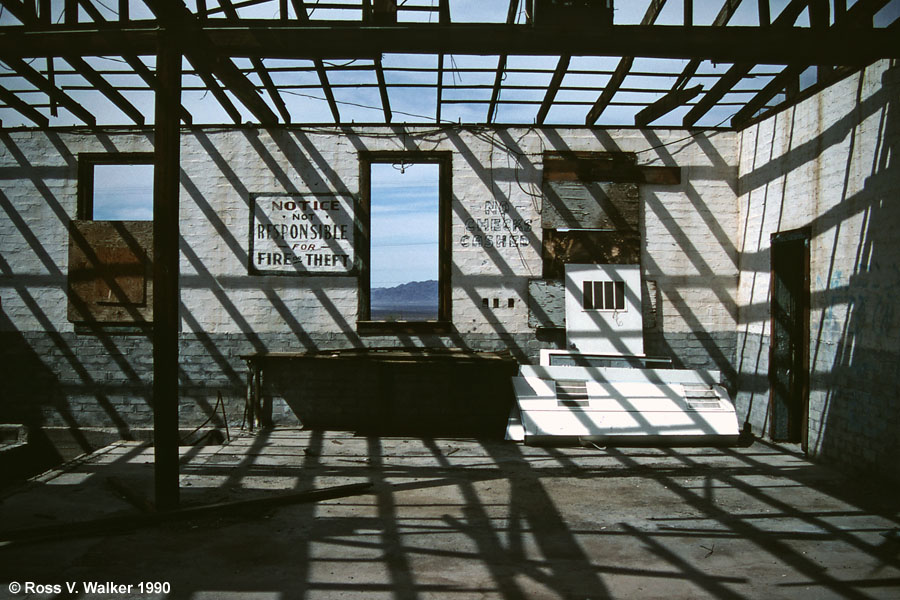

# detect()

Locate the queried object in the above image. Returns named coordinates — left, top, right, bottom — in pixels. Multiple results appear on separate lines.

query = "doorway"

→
left=769, top=228, right=810, bottom=449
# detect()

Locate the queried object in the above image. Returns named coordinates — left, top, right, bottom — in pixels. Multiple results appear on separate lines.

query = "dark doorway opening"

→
left=769, top=228, right=810, bottom=449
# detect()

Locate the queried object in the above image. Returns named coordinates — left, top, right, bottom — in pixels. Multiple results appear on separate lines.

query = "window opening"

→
left=582, top=280, right=625, bottom=311
left=369, top=161, right=440, bottom=321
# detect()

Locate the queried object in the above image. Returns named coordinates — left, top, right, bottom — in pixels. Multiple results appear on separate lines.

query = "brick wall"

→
left=1, top=126, right=740, bottom=434
left=734, top=59, right=900, bottom=481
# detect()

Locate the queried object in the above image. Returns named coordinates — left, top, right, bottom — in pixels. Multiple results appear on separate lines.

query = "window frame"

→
left=77, top=152, right=155, bottom=220
left=357, top=150, right=452, bottom=334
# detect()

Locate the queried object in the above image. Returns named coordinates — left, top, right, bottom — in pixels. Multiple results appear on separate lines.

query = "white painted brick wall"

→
left=735, top=59, right=900, bottom=478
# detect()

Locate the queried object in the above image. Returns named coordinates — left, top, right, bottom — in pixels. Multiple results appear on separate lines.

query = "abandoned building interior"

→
left=0, top=0, right=899, bottom=595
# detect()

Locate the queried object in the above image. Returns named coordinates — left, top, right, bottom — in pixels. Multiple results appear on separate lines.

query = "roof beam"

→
left=374, top=57, right=391, bottom=123
left=189, top=59, right=243, bottom=124
left=731, top=0, right=891, bottom=128
left=292, top=0, right=340, bottom=123
left=634, top=84, right=702, bottom=126
left=0, top=0, right=37, bottom=24
left=487, top=0, right=519, bottom=123
left=586, top=0, right=668, bottom=125
left=0, top=55, right=96, bottom=125
left=672, top=0, right=743, bottom=90
left=75, top=0, right=192, bottom=123
left=0, top=82, right=49, bottom=126
left=144, top=0, right=278, bottom=125
left=682, top=0, right=812, bottom=127
left=219, top=0, right=291, bottom=123
left=64, top=55, right=145, bottom=125
left=0, top=24, right=897, bottom=64
left=436, top=53, right=444, bottom=123
left=536, top=54, right=569, bottom=125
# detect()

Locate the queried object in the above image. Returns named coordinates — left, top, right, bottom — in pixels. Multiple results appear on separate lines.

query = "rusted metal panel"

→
left=67, top=220, right=153, bottom=323
left=542, top=229, right=640, bottom=279
left=542, top=180, right=639, bottom=230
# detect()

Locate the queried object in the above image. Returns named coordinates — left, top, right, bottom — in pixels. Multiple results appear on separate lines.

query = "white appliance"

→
left=508, top=264, right=740, bottom=445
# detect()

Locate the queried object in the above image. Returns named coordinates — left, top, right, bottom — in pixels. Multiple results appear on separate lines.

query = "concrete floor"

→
left=0, top=430, right=898, bottom=599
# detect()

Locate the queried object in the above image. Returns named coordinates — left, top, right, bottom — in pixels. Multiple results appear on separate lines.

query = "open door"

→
left=769, top=228, right=810, bottom=449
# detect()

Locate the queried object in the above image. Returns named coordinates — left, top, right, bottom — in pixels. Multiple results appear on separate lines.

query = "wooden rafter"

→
left=145, top=0, right=278, bottom=125
left=374, top=57, right=391, bottom=123
left=76, top=0, right=192, bottom=124
left=486, top=0, right=519, bottom=124
left=189, top=59, right=243, bottom=124
left=1, top=55, right=95, bottom=125
left=436, top=0, right=450, bottom=123
left=293, top=0, right=340, bottom=123
left=585, top=0, right=668, bottom=125
left=672, top=0, right=743, bottom=91
left=0, top=82, right=48, bottom=126
left=436, top=53, right=444, bottom=123
left=64, top=55, right=145, bottom=125
left=0, top=0, right=37, bottom=24
left=536, top=55, right=570, bottom=125
left=635, top=85, right=703, bottom=127
left=219, top=0, right=291, bottom=124
left=731, top=0, right=891, bottom=128
left=682, top=0, right=811, bottom=128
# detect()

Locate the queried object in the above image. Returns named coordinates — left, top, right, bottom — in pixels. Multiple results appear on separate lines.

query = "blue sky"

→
left=370, top=162, right=440, bottom=288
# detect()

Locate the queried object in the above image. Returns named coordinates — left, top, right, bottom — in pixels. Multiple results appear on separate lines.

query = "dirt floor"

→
left=1, top=430, right=898, bottom=599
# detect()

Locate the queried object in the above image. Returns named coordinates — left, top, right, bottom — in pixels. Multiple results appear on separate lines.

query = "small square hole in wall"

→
left=508, top=298, right=515, bottom=308
left=493, top=298, right=500, bottom=308
left=482, top=298, right=489, bottom=308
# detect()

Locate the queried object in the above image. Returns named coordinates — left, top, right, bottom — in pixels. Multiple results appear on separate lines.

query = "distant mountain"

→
left=371, top=280, right=438, bottom=306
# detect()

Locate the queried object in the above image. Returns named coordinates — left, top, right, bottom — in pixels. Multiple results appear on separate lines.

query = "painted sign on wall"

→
left=249, top=193, right=355, bottom=275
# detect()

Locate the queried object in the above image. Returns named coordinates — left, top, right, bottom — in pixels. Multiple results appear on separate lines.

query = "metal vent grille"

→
left=556, top=380, right=589, bottom=407
left=683, top=386, right=722, bottom=410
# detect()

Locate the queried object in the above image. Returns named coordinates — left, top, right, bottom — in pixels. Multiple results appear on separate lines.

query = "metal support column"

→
left=153, top=31, right=182, bottom=511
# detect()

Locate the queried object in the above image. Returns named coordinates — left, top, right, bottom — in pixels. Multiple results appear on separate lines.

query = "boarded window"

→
left=68, top=153, right=154, bottom=325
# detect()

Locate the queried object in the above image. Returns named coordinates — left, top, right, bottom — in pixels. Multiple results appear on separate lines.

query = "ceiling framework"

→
left=0, top=0, right=897, bottom=129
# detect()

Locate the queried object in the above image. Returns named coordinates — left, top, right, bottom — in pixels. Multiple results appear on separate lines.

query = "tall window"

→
left=359, top=152, right=450, bottom=327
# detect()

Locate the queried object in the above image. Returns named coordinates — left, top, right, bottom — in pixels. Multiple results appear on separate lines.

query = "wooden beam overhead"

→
left=536, top=54, right=570, bottom=125
left=218, top=0, right=291, bottom=123
left=635, top=84, right=702, bottom=127
left=293, top=0, right=340, bottom=123
left=73, top=0, right=192, bottom=124
left=64, top=55, right=145, bottom=125
left=0, top=82, right=49, bottom=126
left=586, top=0, right=668, bottom=125
left=374, top=57, right=391, bottom=124
left=682, top=0, right=812, bottom=128
left=0, top=55, right=96, bottom=125
left=0, top=24, right=897, bottom=64
left=732, top=0, right=891, bottom=128
left=672, top=0, right=743, bottom=91
left=487, top=0, right=519, bottom=124
left=436, top=53, right=444, bottom=123
left=188, top=58, right=243, bottom=124
left=145, top=0, right=279, bottom=125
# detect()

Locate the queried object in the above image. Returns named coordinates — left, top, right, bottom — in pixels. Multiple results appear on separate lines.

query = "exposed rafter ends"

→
left=64, top=56, right=145, bottom=125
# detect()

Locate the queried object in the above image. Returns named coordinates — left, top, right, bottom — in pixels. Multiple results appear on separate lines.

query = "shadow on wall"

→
left=1, top=125, right=740, bottom=437
left=736, top=62, right=900, bottom=481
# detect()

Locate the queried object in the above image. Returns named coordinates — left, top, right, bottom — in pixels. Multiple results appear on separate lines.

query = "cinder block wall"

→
left=734, top=59, right=900, bottom=481
left=0, top=126, right=739, bottom=434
